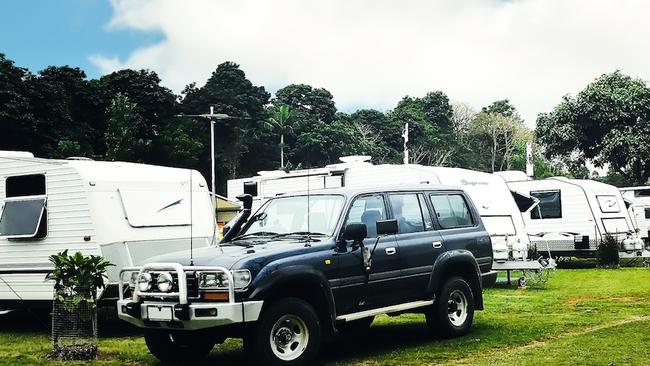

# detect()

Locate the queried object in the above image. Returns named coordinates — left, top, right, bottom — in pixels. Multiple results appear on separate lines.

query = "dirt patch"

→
left=564, top=295, right=641, bottom=307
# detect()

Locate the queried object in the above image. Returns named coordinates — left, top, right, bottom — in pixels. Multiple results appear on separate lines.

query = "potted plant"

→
left=46, top=250, right=113, bottom=360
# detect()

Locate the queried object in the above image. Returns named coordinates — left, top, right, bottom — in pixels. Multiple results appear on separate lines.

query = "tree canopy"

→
left=536, top=71, right=650, bottom=185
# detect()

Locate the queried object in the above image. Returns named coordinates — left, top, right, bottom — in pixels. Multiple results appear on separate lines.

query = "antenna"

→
left=307, top=166, right=311, bottom=243
left=402, top=122, right=409, bottom=165
left=189, top=168, right=194, bottom=266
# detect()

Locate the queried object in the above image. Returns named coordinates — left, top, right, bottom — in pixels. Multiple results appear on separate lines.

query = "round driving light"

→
left=137, top=272, right=152, bottom=292
left=156, top=272, right=174, bottom=292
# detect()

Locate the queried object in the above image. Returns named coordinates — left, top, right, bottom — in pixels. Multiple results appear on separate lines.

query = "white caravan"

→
left=500, top=172, right=637, bottom=256
left=227, top=157, right=540, bottom=265
left=620, top=187, right=650, bottom=245
left=0, top=151, right=215, bottom=307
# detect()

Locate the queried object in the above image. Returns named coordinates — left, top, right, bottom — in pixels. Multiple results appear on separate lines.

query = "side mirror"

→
left=376, top=219, right=398, bottom=235
left=342, top=223, right=367, bottom=243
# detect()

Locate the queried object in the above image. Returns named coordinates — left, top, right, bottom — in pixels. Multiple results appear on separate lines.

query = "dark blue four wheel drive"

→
left=117, top=185, right=495, bottom=365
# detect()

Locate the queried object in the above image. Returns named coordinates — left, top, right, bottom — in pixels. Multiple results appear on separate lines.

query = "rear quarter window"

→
left=429, top=193, right=474, bottom=229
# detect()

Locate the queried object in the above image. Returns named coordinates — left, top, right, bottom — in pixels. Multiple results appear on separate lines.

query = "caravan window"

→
left=602, top=217, right=630, bottom=234
left=0, top=198, right=47, bottom=239
left=482, top=215, right=516, bottom=236
left=530, top=190, right=562, bottom=219
left=5, top=174, right=46, bottom=197
left=429, top=194, right=474, bottom=229
left=597, top=195, right=620, bottom=213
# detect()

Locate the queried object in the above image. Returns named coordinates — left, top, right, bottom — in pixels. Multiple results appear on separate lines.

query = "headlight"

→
left=156, top=272, right=174, bottom=292
left=199, top=272, right=229, bottom=289
left=232, top=269, right=252, bottom=289
left=198, top=269, right=252, bottom=290
left=127, top=271, right=139, bottom=289
left=137, top=272, right=152, bottom=292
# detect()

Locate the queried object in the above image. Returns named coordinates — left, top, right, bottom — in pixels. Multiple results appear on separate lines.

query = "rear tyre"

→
left=144, top=330, right=214, bottom=363
left=336, top=316, right=374, bottom=334
left=244, top=297, right=321, bottom=366
left=426, top=276, right=475, bottom=338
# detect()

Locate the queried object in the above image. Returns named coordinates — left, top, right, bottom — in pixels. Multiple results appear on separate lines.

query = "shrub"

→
left=597, top=234, right=620, bottom=268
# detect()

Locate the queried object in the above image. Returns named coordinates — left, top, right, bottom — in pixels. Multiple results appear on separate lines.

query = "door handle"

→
left=432, top=241, right=443, bottom=249
left=385, top=247, right=397, bottom=255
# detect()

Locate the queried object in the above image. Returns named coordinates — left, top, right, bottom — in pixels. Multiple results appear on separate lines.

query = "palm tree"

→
left=266, top=105, right=293, bottom=169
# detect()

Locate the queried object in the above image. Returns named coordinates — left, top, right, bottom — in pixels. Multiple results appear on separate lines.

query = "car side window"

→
left=344, top=195, right=387, bottom=238
left=389, top=193, right=425, bottom=233
left=429, top=194, right=474, bottom=229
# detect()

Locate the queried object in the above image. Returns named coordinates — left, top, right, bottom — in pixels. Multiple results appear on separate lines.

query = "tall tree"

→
left=536, top=71, right=650, bottom=185
left=105, top=93, right=149, bottom=162
left=26, top=66, right=101, bottom=157
left=181, top=62, right=270, bottom=190
left=265, top=105, right=294, bottom=169
left=0, top=53, right=34, bottom=153
left=388, top=91, right=455, bottom=166
left=272, top=84, right=338, bottom=166
left=97, top=69, right=178, bottom=161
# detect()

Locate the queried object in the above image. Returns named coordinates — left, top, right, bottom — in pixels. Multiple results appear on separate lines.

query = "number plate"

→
left=147, top=305, right=173, bottom=321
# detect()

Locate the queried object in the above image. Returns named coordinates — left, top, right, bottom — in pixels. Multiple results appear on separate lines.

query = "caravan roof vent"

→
left=257, top=170, right=287, bottom=177
left=65, top=156, right=94, bottom=161
left=339, top=155, right=371, bottom=164
left=0, top=151, right=34, bottom=158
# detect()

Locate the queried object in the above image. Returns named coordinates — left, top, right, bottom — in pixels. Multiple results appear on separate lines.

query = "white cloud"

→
left=90, top=0, right=650, bottom=126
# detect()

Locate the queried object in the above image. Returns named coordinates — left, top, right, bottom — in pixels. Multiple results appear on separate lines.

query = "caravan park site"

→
left=1, top=268, right=649, bottom=365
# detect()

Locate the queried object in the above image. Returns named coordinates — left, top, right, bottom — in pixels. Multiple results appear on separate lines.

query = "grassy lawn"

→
left=1, top=268, right=649, bottom=365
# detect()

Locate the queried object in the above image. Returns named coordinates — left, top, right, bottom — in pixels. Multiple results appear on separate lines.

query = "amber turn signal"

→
left=202, top=292, right=229, bottom=301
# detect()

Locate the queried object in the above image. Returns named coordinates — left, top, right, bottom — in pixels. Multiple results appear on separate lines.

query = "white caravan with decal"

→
left=0, top=151, right=215, bottom=306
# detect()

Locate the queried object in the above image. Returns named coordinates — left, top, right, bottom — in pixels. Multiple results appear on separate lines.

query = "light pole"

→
left=175, top=107, right=232, bottom=207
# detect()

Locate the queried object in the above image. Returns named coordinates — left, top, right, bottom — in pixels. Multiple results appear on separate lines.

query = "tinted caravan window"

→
left=530, top=190, right=562, bottom=219
left=645, top=207, right=650, bottom=219
left=6, top=174, right=46, bottom=197
left=0, top=198, right=47, bottom=238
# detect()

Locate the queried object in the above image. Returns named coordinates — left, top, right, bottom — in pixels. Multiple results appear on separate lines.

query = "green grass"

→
left=1, top=268, right=650, bottom=365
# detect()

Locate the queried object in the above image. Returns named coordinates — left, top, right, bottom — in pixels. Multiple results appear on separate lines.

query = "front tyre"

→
left=426, top=276, right=475, bottom=338
left=144, top=330, right=214, bottom=363
left=245, top=297, right=321, bottom=366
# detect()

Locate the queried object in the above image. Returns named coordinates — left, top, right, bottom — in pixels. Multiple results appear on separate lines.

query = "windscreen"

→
left=242, top=195, right=345, bottom=236
left=481, top=215, right=517, bottom=236
left=0, top=198, right=46, bottom=238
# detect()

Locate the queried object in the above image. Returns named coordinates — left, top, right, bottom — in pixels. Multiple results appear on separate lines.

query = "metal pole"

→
left=210, top=106, right=216, bottom=207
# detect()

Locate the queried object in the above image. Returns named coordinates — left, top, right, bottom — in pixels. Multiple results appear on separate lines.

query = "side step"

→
left=336, top=299, right=434, bottom=322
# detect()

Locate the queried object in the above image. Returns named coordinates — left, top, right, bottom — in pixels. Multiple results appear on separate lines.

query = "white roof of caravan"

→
left=493, top=170, right=531, bottom=182
left=0, top=154, right=206, bottom=184
left=620, top=186, right=650, bottom=191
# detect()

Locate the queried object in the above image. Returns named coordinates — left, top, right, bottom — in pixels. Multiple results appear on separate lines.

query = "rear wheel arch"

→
left=429, top=251, right=484, bottom=310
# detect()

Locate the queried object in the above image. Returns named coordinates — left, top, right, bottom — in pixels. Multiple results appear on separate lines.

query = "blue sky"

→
left=1, top=0, right=648, bottom=125
left=0, top=0, right=158, bottom=77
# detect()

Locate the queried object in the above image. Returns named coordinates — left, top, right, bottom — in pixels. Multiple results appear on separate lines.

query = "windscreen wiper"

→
left=231, top=231, right=278, bottom=241
left=271, top=231, right=327, bottom=239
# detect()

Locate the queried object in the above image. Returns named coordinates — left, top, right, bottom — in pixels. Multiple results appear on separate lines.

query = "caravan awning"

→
left=510, top=190, right=539, bottom=213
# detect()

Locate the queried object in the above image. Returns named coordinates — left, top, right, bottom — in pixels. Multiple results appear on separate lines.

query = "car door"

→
left=428, top=192, right=492, bottom=273
left=388, top=192, right=443, bottom=301
left=332, top=193, right=402, bottom=313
